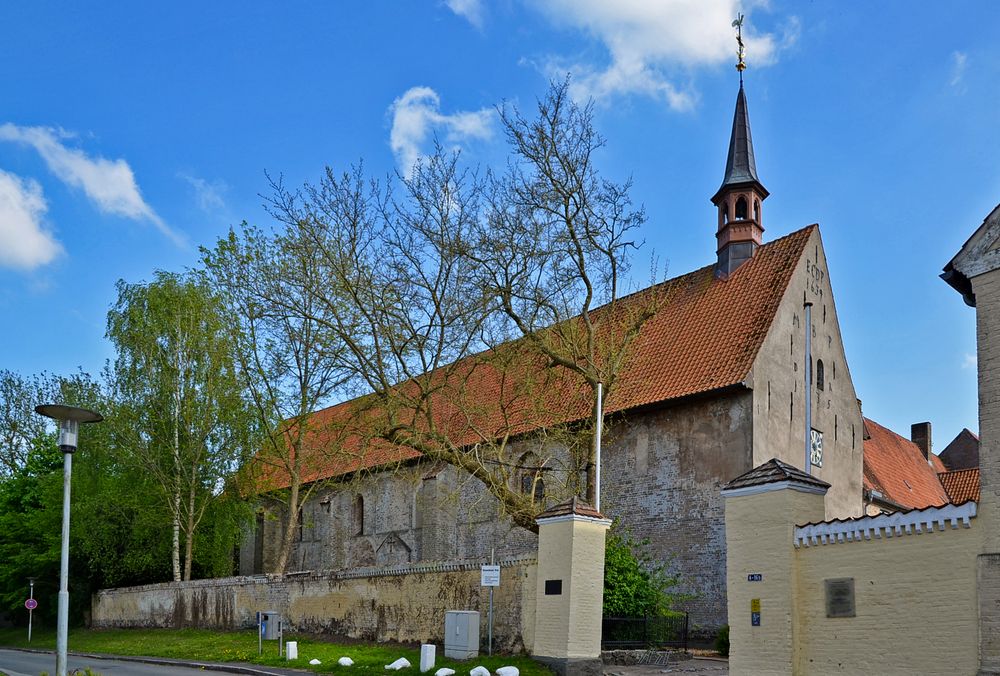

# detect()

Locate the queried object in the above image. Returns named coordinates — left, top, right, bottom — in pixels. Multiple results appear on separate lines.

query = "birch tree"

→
left=107, top=272, right=251, bottom=581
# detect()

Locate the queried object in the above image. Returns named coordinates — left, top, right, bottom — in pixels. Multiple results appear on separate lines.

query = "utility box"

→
left=444, top=610, right=479, bottom=659
left=261, top=610, right=282, bottom=640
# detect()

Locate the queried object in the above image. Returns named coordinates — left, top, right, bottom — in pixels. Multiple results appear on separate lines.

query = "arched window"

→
left=735, top=196, right=748, bottom=220
left=816, top=359, right=825, bottom=391
left=753, top=199, right=760, bottom=221
left=722, top=202, right=730, bottom=224
left=517, top=452, right=545, bottom=504
left=352, top=495, right=364, bottom=536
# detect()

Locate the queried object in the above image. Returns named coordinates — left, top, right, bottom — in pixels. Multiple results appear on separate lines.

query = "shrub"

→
left=603, top=526, right=682, bottom=617
left=714, top=624, right=730, bottom=656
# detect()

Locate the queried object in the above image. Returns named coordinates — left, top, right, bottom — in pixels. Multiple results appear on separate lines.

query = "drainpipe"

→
left=804, top=301, right=813, bottom=474
left=595, top=382, right=603, bottom=512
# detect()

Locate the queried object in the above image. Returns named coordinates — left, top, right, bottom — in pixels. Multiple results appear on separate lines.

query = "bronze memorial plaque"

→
left=824, top=577, right=856, bottom=618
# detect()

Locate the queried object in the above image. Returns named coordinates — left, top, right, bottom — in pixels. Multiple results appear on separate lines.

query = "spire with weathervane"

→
left=711, top=14, right=769, bottom=279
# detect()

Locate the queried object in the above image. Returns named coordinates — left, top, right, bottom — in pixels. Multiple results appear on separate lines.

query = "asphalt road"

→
left=0, top=649, right=292, bottom=676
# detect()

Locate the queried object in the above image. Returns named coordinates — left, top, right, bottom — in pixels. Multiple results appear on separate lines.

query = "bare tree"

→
left=201, top=226, right=346, bottom=573
left=475, top=80, right=654, bottom=502
left=251, top=81, right=656, bottom=531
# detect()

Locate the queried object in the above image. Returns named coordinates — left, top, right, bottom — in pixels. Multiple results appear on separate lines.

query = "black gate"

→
left=601, top=614, right=689, bottom=651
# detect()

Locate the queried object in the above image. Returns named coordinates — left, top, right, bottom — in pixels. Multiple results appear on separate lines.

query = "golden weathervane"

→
left=733, top=14, right=746, bottom=79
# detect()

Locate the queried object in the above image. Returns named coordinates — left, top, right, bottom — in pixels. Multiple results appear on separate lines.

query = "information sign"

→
left=480, top=564, right=500, bottom=587
left=747, top=573, right=763, bottom=582
left=25, top=598, right=37, bottom=610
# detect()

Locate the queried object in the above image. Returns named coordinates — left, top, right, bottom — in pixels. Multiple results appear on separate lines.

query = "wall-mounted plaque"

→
left=825, top=577, right=855, bottom=618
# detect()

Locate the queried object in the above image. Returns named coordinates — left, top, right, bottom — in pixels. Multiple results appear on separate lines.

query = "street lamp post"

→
left=27, top=577, right=36, bottom=643
left=35, top=404, right=103, bottom=676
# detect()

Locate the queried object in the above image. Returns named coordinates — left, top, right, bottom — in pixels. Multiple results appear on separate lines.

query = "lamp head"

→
left=34, top=404, right=103, bottom=453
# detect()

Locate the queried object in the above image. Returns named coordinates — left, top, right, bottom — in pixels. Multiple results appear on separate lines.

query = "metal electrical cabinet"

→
left=444, top=610, right=480, bottom=659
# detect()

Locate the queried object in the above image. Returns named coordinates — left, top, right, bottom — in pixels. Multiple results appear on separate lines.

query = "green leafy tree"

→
left=107, top=271, right=254, bottom=581
left=603, top=528, right=681, bottom=618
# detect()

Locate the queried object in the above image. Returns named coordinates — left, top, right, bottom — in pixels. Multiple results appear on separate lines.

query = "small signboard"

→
left=747, top=573, right=763, bottom=582
left=481, top=564, right=500, bottom=587
left=25, top=598, right=37, bottom=610
left=750, top=598, right=761, bottom=626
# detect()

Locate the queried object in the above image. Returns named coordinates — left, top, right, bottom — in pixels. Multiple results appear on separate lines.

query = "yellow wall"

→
left=533, top=515, right=609, bottom=660
left=794, top=524, right=979, bottom=674
left=726, top=484, right=981, bottom=676
left=725, top=487, right=826, bottom=676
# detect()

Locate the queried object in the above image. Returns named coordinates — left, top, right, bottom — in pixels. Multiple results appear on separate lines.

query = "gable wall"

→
left=750, top=227, right=864, bottom=518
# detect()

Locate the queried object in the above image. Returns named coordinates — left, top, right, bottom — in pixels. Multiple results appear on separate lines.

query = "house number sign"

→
left=747, top=573, right=763, bottom=582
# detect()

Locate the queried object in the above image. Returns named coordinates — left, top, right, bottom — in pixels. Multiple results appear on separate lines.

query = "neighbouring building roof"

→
left=939, top=428, right=979, bottom=471
left=939, top=467, right=980, bottom=504
left=862, top=417, right=949, bottom=510
left=257, top=225, right=816, bottom=490
left=722, top=457, right=831, bottom=492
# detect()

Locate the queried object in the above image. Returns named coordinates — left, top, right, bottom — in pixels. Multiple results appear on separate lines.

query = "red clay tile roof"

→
left=938, top=468, right=980, bottom=504
left=862, top=417, right=949, bottom=510
left=256, top=225, right=816, bottom=490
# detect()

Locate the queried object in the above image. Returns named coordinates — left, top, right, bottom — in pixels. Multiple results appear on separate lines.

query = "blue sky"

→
left=1, top=1, right=997, bottom=453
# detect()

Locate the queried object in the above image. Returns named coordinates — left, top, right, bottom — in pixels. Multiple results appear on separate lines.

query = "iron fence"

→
left=601, top=613, right=689, bottom=651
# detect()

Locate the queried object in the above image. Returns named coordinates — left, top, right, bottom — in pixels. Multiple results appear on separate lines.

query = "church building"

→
left=241, top=76, right=867, bottom=634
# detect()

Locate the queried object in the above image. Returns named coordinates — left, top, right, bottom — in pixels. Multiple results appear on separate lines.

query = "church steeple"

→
left=711, top=16, right=769, bottom=279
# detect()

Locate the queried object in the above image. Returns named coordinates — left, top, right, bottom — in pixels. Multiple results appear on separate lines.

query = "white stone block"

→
left=495, top=667, right=518, bottom=676
left=286, top=641, right=298, bottom=660
left=470, top=667, right=490, bottom=676
left=386, top=657, right=411, bottom=670
left=339, top=656, right=355, bottom=666
left=435, top=669, right=455, bottom=676
left=420, top=644, right=436, bottom=672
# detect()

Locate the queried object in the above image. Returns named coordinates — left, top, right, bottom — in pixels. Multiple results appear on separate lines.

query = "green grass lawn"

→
left=0, top=627, right=552, bottom=675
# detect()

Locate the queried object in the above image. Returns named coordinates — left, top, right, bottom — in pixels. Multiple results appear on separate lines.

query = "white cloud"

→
left=178, top=172, right=227, bottom=213
left=0, top=124, right=184, bottom=246
left=0, top=170, right=62, bottom=270
left=950, top=51, right=968, bottom=89
left=528, top=0, right=796, bottom=110
left=389, top=86, right=494, bottom=177
left=445, top=0, right=484, bottom=28
left=962, top=352, right=977, bottom=369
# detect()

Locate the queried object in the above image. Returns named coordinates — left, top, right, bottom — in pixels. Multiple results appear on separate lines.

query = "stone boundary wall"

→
left=92, top=556, right=537, bottom=653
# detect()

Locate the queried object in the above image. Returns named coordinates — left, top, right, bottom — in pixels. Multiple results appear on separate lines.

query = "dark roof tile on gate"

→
left=723, top=458, right=831, bottom=492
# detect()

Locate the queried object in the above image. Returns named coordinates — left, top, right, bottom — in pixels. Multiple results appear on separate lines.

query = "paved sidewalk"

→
left=605, top=656, right=728, bottom=675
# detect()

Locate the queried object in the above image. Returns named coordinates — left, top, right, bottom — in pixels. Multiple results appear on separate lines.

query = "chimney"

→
left=911, top=422, right=932, bottom=460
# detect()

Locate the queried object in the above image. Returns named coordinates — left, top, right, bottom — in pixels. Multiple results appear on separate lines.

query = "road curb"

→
left=0, top=647, right=310, bottom=675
